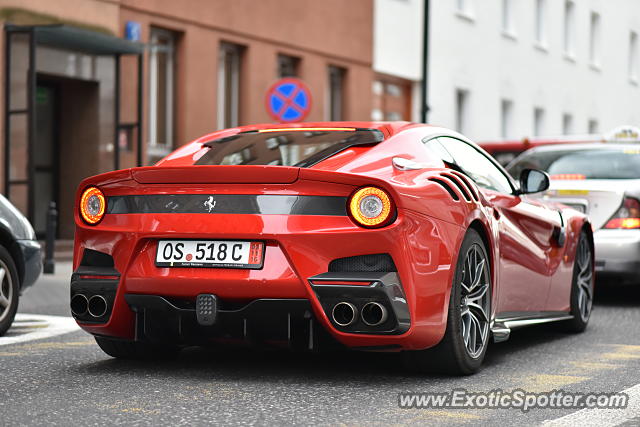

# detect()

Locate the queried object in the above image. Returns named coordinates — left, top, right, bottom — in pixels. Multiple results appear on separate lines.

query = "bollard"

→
left=43, top=201, right=57, bottom=274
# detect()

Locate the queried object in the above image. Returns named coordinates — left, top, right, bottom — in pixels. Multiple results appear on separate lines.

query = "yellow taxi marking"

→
left=565, top=361, right=621, bottom=374
left=518, top=374, right=589, bottom=393
left=557, top=189, right=589, bottom=196
left=0, top=351, right=25, bottom=356
left=599, top=344, right=640, bottom=361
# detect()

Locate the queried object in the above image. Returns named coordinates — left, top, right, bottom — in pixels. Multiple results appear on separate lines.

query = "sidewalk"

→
left=19, top=261, right=72, bottom=317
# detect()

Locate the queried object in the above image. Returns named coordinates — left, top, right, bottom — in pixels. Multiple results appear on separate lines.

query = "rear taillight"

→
left=604, top=197, right=640, bottom=229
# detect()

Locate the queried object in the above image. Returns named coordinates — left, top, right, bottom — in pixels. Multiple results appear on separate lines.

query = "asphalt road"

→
left=1, top=263, right=639, bottom=426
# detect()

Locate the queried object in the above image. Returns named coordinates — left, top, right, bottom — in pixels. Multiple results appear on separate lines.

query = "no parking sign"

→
left=265, top=78, right=312, bottom=123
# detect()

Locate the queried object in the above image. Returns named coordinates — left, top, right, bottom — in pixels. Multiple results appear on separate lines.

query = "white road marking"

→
left=0, top=314, right=80, bottom=346
left=542, top=383, right=640, bottom=427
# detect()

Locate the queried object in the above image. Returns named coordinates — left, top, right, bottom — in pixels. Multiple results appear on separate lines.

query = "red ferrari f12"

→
left=71, top=122, right=594, bottom=374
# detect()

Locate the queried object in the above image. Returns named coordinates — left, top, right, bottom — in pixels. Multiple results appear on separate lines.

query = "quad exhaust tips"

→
left=71, top=294, right=108, bottom=318
left=331, top=302, right=358, bottom=326
left=88, top=295, right=108, bottom=318
left=361, top=302, right=388, bottom=326
left=70, top=294, right=89, bottom=317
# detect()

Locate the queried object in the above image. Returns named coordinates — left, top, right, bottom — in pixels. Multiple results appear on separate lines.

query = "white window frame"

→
left=630, top=31, right=639, bottom=83
left=563, top=1, right=576, bottom=59
left=589, top=11, right=601, bottom=68
left=562, top=113, right=574, bottom=135
left=148, top=28, right=175, bottom=157
left=455, top=89, right=469, bottom=135
left=533, top=107, right=545, bottom=136
left=500, top=99, right=513, bottom=138
left=501, top=0, right=515, bottom=36
left=534, top=0, right=547, bottom=47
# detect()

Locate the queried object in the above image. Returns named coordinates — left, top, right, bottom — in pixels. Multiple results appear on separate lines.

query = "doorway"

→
left=33, top=84, right=59, bottom=237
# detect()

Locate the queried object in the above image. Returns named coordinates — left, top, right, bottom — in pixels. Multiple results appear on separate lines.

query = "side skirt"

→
left=491, top=311, right=574, bottom=343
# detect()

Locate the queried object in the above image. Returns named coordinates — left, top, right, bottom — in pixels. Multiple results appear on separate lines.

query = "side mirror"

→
left=518, top=169, right=550, bottom=194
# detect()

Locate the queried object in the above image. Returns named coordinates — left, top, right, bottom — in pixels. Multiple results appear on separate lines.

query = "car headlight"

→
left=80, top=187, right=106, bottom=225
left=348, top=186, right=394, bottom=228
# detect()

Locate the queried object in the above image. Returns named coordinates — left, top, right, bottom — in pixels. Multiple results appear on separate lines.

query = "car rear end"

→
left=70, top=126, right=459, bottom=352
left=508, top=144, right=640, bottom=283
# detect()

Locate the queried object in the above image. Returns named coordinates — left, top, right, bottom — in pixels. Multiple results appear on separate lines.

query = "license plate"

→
left=156, top=240, right=264, bottom=269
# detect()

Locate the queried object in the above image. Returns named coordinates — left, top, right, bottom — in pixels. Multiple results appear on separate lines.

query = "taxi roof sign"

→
left=605, top=125, right=640, bottom=143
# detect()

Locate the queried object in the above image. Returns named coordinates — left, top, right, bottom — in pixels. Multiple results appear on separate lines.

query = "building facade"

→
left=374, top=0, right=640, bottom=140
left=0, top=0, right=374, bottom=238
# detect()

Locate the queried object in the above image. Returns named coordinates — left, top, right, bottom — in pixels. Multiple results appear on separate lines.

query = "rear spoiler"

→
left=131, top=165, right=299, bottom=184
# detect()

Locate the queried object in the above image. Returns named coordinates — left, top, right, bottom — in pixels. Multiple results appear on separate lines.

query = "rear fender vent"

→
left=329, top=254, right=397, bottom=273
left=440, top=173, right=472, bottom=202
left=449, top=171, right=479, bottom=201
left=428, top=177, right=460, bottom=201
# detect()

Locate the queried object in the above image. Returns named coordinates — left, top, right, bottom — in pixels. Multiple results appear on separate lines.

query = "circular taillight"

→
left=348, top=186, right=394, bottom=228
left=80, top=187, right=106, bottom=225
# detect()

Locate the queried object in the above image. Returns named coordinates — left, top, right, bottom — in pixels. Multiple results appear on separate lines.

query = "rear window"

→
left=508, top=147, right=640, bottom=179
left=195, top=128, right=384, bottom=167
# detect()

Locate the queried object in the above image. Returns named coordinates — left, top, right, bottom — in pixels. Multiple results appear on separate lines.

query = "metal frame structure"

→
left=3, top=24, right=143, bottom=226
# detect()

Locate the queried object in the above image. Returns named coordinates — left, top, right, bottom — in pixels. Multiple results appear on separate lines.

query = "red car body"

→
left=71, top=122, right=592, bottom=356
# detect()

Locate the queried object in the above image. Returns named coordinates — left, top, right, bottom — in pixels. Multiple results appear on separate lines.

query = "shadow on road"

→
left=594, top=281, right=640, bottom=307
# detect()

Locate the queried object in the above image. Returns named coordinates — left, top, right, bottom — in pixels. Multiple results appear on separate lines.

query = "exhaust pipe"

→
left=70, top=294, right=89, bottom=317
left=331, top=302, right=358, bottom=327
left=361, top=302, right=388, bottom=326
left=88, top=295, right=108, bottom=318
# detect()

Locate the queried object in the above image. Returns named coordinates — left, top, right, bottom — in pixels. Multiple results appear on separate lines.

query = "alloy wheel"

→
left=460, top=243, right=490, bottom=359
left=576, top=237, right=593, bottom=322
left=0, top=261, right=13, bottom=323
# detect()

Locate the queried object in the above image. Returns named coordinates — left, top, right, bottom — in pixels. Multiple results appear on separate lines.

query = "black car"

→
left=0, top=194, right=42, bottom=336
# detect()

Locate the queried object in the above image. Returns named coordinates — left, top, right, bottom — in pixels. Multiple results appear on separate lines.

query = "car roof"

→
left=523, top=142, right=640, bottom=154
left=190, top=121, right=429, bottom=145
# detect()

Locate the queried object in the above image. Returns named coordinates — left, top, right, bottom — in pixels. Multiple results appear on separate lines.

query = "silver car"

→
left=507, top=143, right=640, bottom=284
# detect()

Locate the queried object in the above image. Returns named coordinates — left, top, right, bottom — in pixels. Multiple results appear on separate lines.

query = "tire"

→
left=562, top=230, right=594, bottom=333
left=0, top=244, right=20, bottom=337
left=403, top=229, right=492, bottom=375
left=95, top=336, right=181, bottom=360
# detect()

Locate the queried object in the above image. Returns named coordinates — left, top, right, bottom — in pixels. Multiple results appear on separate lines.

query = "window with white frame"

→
left=630, top=31, right=638, bottom=82
left=456, top=0, right=473, bottom=17
left=535, top=0, right=546, bottom=45
left=500, top=99, right=513, bottom=138
left=218, top=42, right=244, bottom=129
left=589, top=12, right=601, bottom=66
left=562, top=113, right=574, bottom=134
left=533, top=107, right=545, bottom=136
left=148, top=27, right=176, bottom=157
left=455, top=89, right=469, bottom=134
left=328, top=65, right=346, bottom=121
left=588, top=119, right=599, bottom=134
left=501, top=0, right=514, bottom=35
left=563, top=1, right=576, bottom=57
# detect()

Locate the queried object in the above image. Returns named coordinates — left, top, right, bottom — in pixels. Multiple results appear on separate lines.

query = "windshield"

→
left=195, top=128, right=384, bottom=167
left=507, top=147, right=640, bottom=179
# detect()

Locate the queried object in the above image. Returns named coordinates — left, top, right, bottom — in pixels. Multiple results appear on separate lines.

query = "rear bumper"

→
left=122, top=295, right=342, bottom=349
left=594, top=229, right=640, bottom=280
left=72, top=207, right=463, bottom=351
